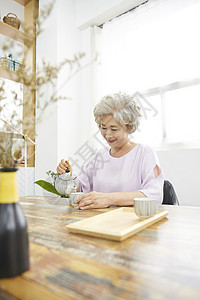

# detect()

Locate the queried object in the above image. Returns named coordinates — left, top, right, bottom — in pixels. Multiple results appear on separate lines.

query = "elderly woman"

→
left=57, top=92, right=164, bottom=210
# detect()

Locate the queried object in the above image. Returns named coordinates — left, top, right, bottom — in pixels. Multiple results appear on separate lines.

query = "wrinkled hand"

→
left=57, top=159, right=70, bottom=174
left=76, top=191, right=111, bottom=210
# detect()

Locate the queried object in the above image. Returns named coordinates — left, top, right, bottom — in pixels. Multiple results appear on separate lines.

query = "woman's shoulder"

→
left=136, top=143, right=160, bottom=164
left=137, top=143, right=154, bottom=153
left=86, top=147, right=109, bottom=162
left=95, top=147, right=110, bottom=157
left=133, top=143, right=156, bottom=158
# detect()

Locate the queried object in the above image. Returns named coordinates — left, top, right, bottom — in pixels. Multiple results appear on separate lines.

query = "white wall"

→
left=35, top=0, right=58, bottom=193
left=35, top=0, right=95, bottom=193
left=56, top=0, right=91, bottom=160
left=35, top=0, right=200, bottom=206
left=158, top=149, right=200, bottom=207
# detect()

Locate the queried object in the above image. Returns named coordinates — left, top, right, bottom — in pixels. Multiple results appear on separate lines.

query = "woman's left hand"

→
left=76, top=191, right=111, bottom=210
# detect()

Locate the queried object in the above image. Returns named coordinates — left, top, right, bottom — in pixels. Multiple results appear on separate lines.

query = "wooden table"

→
left=0, top=196, right=200, bottom=300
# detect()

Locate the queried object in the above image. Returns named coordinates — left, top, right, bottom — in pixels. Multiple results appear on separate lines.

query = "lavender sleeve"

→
left=77, top=154, right=95, bottom=193
left=138, top=149, right=164, bottom=204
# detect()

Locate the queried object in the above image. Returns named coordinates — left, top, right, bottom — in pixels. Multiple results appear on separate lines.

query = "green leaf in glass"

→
left=34, top=180, right=63, bottom=196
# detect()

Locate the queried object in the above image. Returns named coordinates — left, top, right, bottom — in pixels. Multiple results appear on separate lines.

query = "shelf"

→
left=0, top=0, right=38, bottom=168
left=0, top=21, right=28, bottom=44
left=14, top=0, right=33, bottom=6
left=0, top=163, right=33, bottom=168
left=0, top=132, right=24, bottom=139
left=0, top=67, right=24, bottom=83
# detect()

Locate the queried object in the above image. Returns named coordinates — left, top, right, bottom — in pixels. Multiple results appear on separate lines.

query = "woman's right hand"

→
left=56, top=159, right=70, bottom=175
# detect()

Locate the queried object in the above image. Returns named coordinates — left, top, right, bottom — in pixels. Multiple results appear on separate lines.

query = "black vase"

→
left=0, top=168, right=29, bottom=278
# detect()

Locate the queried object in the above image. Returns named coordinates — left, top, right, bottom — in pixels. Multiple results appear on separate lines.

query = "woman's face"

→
left=100, top=115, right=129, bottom=148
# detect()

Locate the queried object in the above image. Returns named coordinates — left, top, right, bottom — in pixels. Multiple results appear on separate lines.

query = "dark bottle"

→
left=0, top=168, right=29, bottom=278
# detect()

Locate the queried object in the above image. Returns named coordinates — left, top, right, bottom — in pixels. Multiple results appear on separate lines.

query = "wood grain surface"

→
left=0, top=196, right=200, bottom=300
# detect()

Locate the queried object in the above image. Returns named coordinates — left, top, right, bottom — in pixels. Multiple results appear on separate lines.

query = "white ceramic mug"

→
left=69, top=192, right=84, bottom=207
left=134, top=198, right=158, bottom=219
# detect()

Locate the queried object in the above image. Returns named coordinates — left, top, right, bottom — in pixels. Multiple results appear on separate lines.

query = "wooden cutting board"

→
left=66, top=207, right=168, bottom=241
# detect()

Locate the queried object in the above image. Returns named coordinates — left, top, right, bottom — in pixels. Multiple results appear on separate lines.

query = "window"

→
left=96, top=0, right=200, bottom=149
left=165, top=85, right=200, bottom=145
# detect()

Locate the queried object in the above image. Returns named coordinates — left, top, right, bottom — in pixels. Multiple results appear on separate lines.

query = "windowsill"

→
left=155, top=142, right=200, bottom=152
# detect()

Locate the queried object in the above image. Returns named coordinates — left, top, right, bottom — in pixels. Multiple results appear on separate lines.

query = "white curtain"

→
left=92, top=0, right=200, bottom=148
left=100, top=0, right=200, bottom=94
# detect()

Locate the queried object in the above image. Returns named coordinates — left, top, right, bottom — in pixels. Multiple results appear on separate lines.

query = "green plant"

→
left=35, top=170, right=68, bottom=198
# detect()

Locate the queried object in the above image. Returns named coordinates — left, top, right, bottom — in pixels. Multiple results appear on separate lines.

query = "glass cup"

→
left=134, top=198, right=158, bottom=219
left=69, top=192, right=84, bottom=207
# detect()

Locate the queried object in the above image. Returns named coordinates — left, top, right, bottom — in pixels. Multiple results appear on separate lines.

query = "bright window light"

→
left=165, top=85, right=200, bottom=145
left=98, top=0, right=200, bottom=148
left=133, top=94, right=163, bottom=148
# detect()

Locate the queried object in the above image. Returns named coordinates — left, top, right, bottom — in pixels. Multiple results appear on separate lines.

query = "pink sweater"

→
left=77, top=144, right=164, bottom=204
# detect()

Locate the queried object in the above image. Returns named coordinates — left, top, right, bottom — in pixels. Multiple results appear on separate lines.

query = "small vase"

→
left=0, top=167, right=29, bottom=278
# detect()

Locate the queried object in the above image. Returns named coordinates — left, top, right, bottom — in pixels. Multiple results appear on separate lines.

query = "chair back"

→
left=163, top=180, right=179, bottom=205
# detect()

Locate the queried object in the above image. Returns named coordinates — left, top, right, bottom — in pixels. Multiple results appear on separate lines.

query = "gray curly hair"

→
left=93, top=92, right=141, bottom=133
